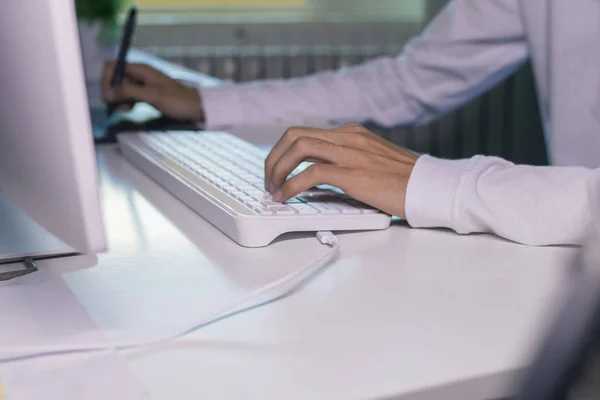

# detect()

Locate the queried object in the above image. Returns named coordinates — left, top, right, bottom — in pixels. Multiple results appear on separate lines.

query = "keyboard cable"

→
left=0, top=231, right=340, bottom=361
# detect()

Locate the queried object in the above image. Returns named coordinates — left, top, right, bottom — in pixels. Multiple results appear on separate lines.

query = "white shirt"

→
left=199, top=0, right=600, bottom=246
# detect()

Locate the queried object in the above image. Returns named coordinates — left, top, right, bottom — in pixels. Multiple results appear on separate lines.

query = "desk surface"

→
left=28, top=144, right=576, bottom=400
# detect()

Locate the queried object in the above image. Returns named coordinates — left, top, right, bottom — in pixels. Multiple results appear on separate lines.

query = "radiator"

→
left=138, top=44, right=404, bottom=80
left=140, top=44, right=548, bottom=165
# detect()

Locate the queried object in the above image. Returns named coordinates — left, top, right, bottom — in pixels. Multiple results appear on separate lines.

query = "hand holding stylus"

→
left=102, top=61, right=204, bottom=121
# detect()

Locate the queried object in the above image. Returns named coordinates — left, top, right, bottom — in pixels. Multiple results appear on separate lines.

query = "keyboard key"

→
left=245, top=188, right=267, bottom=198
left=249, top=203, right=273, bottom=216
left=305, top=202, right=340, bottom=215
left=345, top=199, right=379, bottom=214
left=274, top=208, right=296, bottom=216
left=327, top=202, right=362, bottom=215
left=258, top=210, right=274, bottom=216
left=220, top=184, right=236, bottom=194
left=249, top=168, right=265, bottom=178
left=237, top=173, right=257, bottom=180
left=359, top=208, right=379, bottom=214
left=231, top=191, right=247, bottom=201
left=288, top=203, right=319, bottom=215
left=227, top=178, right=248, bottom=188
left=219, top=172, right=237, bottom=180
left=204, top=174, right=217, bottom=183
left=212, top=179, right=227, bottom=188
left=237, top=184, right=257, bottom=192
left=262, top=200, right=287, bottom=208
left=261, top=202, right=293, bottom=214
left=241, top=197, right=259, bottom=207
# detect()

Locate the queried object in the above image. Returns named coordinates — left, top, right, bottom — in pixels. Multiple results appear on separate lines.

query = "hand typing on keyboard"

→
left=121, top=130, right=396, bottom=246
left=264, top=125, right=419, bottom=219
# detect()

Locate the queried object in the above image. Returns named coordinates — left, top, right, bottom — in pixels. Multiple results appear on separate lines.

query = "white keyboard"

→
left=118, top=131, right=391, bottom=247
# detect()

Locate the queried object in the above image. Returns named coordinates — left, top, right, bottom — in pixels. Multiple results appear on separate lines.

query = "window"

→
left=136, top=0, right=306, bottom=9
left=131, top=0, right=425, bottom=16
left=129, top=0, right=427, bottom=50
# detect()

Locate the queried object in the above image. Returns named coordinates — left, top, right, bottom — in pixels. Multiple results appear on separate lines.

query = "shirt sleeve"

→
left=405, top=155, right=600, bottom=246
left=199, top=0, right=529, bottom=130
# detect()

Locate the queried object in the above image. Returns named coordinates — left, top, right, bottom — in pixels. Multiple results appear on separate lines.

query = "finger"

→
left=123, top=75, right=142, bottom=86
left=264, top=126, right=326, bottom=188
left=106, top=77, right=139, bottom=109
left=122, top=63, right=167, bottom=83
left=274, top=163, right=356, bottom=202
left=269, top=137, right=336, bottom=192
left=264, top=126, right=372, bottom=187
left=269, top=136, right=398, bottom=193
left=275, top=165, right=409, bottom=218
left=114, top=82, right=162, bottom=107
left=103, top=63, right=164, bottom=101
left=265, top=125, right=412, bottom=187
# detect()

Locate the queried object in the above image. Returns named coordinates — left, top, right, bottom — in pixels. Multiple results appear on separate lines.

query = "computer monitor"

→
left=0, top=1, right=106, bottom=263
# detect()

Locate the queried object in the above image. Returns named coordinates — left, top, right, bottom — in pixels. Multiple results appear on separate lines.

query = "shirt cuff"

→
left=198, top=85, right=245, bottom=130
left=405, top=155, right=472, bottom=229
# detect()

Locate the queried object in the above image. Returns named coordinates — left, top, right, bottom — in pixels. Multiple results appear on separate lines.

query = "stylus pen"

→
left=106, top=6, right=138, bottom=117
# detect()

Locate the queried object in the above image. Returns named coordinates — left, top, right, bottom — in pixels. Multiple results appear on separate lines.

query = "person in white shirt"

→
left=103, top=0, right=600, bottom=246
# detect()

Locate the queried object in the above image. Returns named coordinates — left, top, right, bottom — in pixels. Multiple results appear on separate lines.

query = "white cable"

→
left=0, top=232, right=339, bottom=361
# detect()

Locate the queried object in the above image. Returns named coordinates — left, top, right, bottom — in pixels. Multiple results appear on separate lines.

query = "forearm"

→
left=199, top=57, right=426, bottom=129
left=405, top=155, right=600, bottom=246
left=200, top=0, right=528, bottom=131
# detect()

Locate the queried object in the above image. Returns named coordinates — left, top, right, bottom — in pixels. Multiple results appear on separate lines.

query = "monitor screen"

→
left=0, top=0, right=106, bottom=262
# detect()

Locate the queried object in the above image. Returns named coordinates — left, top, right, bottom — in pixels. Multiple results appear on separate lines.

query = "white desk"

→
left=10, top=143, right=577, bottom=400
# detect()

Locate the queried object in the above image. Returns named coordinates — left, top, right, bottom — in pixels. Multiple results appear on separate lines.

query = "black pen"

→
left=107, top=6, right=138, bottom=117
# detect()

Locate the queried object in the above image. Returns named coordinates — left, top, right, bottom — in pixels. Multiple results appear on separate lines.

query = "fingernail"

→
left=272, top=189, right=283, bottom=202
left=267, top=182, right=274, bottom=194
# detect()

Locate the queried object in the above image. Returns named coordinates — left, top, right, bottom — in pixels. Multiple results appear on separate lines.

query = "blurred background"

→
left=78, top=0, right=548, bottom=166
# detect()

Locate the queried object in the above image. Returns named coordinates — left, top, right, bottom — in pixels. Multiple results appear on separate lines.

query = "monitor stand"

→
left=0, top=192, right=75, bottom=280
